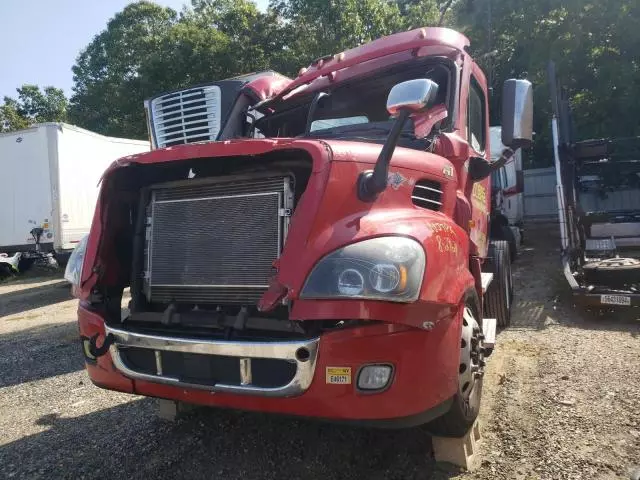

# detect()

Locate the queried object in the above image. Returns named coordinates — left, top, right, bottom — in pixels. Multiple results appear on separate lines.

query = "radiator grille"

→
left=145, top=176, right=291, bottom=305
left=411, top=180, right=443, bottom=211
left=150, top=85, right=221, bottom=148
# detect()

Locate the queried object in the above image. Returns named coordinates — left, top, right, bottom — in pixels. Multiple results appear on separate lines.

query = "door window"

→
left=467, top=77, right=486, bottom=153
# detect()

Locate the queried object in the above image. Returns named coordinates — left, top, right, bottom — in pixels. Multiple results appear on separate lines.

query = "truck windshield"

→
left=254, top=59, right=454, bottom=147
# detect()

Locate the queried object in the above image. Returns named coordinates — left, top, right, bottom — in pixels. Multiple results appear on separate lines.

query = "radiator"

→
left=144, top=175, right=293, bottom=304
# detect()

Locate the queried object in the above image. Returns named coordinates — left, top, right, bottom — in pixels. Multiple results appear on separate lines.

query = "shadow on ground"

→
left=0, top=281, right=71, bottom=318
left=507, top=222, right=639, bottom=336
left=0, top=400, right=465, bottom=480
left=0, top=322, right=84, bottom=388
left=0, top=267, right=62, bottom=287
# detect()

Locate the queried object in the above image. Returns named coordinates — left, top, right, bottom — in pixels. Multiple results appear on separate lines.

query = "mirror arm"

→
left=357, top=109, right=411, bottom=202
left=469, top=147, right=516, bottom=182
left=490, top=147, right=516, bottom=172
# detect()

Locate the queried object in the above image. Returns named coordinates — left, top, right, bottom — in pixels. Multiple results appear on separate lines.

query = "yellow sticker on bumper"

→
left=326, top=367, right=351, bottom=384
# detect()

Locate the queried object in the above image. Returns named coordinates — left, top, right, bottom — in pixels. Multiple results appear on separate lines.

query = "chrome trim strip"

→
left=154, top=351, right=163, bottom=375
left=413, top=184, right=442, bottom=194
left=240, top=358, right=252, bottom=386
left=106, top=326, right=319, bottom=397
left=410, top=195, right=442, bottom=206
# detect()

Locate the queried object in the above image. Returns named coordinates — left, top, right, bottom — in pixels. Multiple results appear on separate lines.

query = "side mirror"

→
left=357, top=79, right=439, bottom=201
left=387, top=79, right=439, bottom=117
left=501, top=79, right=533, bottom=149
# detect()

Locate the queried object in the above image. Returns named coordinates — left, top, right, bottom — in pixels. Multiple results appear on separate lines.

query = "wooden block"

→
left=480, top=272, right=494, bottom=293
left=157, top=399, right=196, bottom=421
left=482, top=318, right=497, bottom=349
left=432, top=421, right=482, bottom=471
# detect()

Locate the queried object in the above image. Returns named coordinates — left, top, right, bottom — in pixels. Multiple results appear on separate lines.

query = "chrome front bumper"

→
left=106, top=326, right=320, bottom=397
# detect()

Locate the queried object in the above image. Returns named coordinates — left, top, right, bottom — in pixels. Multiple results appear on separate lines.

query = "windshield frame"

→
left=253, top=56, right=458, bottom=146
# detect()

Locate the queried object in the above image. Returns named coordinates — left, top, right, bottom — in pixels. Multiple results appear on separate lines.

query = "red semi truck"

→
left=66, top=27, right=532, bottom=436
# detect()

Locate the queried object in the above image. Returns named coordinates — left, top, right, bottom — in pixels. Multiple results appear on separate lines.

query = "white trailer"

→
left=0, top=123, right=149, bottom=262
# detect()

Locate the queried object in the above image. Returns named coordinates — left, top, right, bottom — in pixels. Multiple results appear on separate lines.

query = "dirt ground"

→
left=0, top=225, right=638, bottom=480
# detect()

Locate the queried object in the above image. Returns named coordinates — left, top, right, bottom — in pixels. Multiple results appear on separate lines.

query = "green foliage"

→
left=68, top=1, right=177, bottom=138
left=458, top=0, right=640, bottom=167
left=0, top=85, right=68, bottom=133
left=57, top=0, right=640, bottom=168
left=67, top=0, right=444, bottom=139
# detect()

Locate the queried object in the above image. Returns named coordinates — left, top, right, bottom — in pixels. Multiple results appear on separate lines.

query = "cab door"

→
left=466, top=72, right=491, bottom=258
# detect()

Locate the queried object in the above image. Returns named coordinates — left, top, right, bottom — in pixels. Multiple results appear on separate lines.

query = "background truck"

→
left=549, top=62, right=640, bottom=307
left=489, top=126, right=524, bottom=260
left=67, top=27, right=532, bottom=437
left=0, top=123, right=149, bottom=266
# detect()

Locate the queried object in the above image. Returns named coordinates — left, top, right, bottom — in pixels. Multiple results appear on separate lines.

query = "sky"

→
left=0, top=0, right=269, bottom=100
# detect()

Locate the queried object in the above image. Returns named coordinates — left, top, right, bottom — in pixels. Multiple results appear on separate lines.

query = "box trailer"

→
left=0, top=123, right=149, bottom=263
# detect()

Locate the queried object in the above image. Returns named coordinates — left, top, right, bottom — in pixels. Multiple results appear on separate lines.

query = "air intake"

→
left=411, top=180, right=443, bottom=211
left=150, top=85, right=221, bottom=148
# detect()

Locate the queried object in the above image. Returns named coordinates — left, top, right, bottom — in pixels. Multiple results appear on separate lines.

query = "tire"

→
left=583, top=258, right=640, bottom=287
left=54, top=252, right=71, bottom=269
left=484, top=240, right=512, bottom=328
left=500, top=225, right=517, bottom=262
left=427, top=291, right=484, bottom=437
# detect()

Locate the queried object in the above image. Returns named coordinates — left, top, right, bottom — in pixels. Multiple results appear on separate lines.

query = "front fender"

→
left=276, top=161, right=474, bottom=328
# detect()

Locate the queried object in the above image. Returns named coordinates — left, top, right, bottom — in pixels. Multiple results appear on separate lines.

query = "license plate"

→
left=326, top=367, right=351, bottom=384
left=600, top=295, right=631, bottom=306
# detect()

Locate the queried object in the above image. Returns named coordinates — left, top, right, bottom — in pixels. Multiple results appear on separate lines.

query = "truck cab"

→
left=68, top=27, right=532, bottom=437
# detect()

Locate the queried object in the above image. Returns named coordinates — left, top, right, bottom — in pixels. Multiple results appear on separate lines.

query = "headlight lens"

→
left=64, top=235, right=89, bottom=286
left=301, top=237, right=425, bottom=302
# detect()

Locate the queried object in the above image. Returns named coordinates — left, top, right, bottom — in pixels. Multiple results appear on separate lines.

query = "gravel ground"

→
left=0, top=226, right=638, bottom=480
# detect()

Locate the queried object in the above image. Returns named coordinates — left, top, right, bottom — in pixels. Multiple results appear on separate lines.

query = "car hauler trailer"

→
left=0, top=123, right=149, bottom=266
left=548, top=62, right=640, bottom=307
left=67, top=27, right=532, bottom=437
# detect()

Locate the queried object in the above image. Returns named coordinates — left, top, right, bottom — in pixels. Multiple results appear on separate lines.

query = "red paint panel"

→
left=77, top=305, right=134, bottom=393
left=279, top=28, right=469, bottom=101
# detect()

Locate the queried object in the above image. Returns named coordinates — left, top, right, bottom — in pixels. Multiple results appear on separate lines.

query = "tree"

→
left=0, top=98, right=30, bottom=132
left=456, top=0, right=640, bottom=167
left=0, top=85, right=68, bottom=133
left=69, top=0, right=283, bottom=138
left=69, top=1, right=178, bottom=138
left=270, top=0, right=408, bottom=72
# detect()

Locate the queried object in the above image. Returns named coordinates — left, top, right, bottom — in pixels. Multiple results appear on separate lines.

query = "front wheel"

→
left=427, top=293, right=485, bottom=437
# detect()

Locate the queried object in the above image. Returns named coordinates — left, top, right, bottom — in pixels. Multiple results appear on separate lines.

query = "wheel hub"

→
left=459, top=307, right=485, bottom=400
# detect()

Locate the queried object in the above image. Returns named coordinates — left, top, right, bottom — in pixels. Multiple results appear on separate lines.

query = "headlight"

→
left=64, top=235, right=89, bottom=286
left=301, top=237, right=425, bottom=302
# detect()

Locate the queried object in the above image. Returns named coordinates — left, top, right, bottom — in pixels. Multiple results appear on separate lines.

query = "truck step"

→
left=480, top=272, right=493, bottom=293
left=482, top=318, right=496, bottom=349
left=432, top=420, right=482, bottom=471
